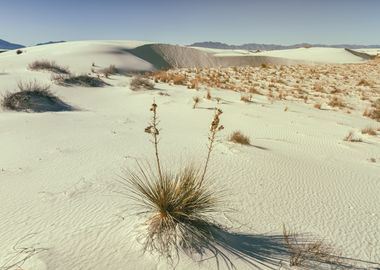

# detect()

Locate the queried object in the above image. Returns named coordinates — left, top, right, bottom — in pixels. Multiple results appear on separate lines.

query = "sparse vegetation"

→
left=100, top=64, right=118, bottom=78
left=120, top=102, right=224, bottom=260
left=16, top=49, right=23, bottom=55
left=193, top=96, right=201, bottom=109
left=240, top=93, right=252, bottom=103
left=2, top=80, right=73, bottom=112
left=368, top=98, right=380, bottom=121
left=229, top=131, right=251, bottom=145
left=328, top=96, right=346, bottom=108
left=361, top=127, right=377, bottom=136
left=53, top=74, right=106, bottom=87
left=283, top=225, right=339, bottom=267
left=28, top=60, right=70, bottom=74
left=130, top=76, right=155, bottom=91
left=357, top=79, right=372, bottom=87
left=206, top=89, right=212, bottom=100
left=344, top=131, right=362, bottom=142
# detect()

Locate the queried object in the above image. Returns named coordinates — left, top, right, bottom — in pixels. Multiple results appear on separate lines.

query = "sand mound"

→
left=344, top=48, right=376, bottom=60
left=2, top=90, right=74, bottom=112
left=129, top=44, right=310, bottom=69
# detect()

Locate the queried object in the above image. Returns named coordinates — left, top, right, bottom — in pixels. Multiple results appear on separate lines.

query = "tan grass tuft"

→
left=229, top=131, right=251, bottom=145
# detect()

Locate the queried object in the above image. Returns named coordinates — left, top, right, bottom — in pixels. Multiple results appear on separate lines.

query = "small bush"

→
left=206, top=89, right=212, bottom=100
left=283, top=225, right=338, bottom=267
left=172, top=74, right=186, bottom=85
left=240, top=93, right=252, bottom=103
left=328, top=96, right=345, bottom=108
left=361, top=127, right=377, bottom=136
left=192, top=96, right=201, bottom=109
left=314, top=103, right=322, bottom=109
left=130, top=76, right=155, bottom=91
left=16, top=49, right=23, bottom=55
left=357, top=79, right=372, bottom=87
left=369, top=98, right=380, bottom=121
left=100, top=64, right=118, bottom=78
left=229, top=131, right=251, bottom=145
left=28, top=60, right=70, bottom=74
left=53, top=74, right=106, bottom=87
left=2, top=80, right=73, bottom=112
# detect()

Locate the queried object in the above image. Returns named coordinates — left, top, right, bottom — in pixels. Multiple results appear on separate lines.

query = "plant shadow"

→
left=181, top=223, right=377, bottom=270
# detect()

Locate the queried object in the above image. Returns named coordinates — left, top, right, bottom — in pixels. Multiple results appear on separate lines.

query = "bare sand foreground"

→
left=0, top=41, right=379, bottom=270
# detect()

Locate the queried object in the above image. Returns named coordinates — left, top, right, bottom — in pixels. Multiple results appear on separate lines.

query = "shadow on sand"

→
left=179, top=223, right=379, bottom=270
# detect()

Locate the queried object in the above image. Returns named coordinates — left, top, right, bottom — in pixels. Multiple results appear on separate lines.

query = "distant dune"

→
left=0, top=40, right=371, bottom=74
left=190, top=41, right=380, bottom=51
left=0, top=39, right=24, bottom=50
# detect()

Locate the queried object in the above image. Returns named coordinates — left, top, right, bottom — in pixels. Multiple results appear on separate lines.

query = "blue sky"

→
left=1, top=0, right=379, bottom=46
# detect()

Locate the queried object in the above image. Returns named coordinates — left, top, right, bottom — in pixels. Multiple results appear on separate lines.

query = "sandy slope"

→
left=0, top=41, right=379, bottom=270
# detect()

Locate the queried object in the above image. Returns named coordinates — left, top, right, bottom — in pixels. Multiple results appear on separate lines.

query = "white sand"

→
left=0, top=41, right=379, bottom=270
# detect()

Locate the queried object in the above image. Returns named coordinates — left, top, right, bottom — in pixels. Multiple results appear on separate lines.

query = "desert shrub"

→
left=229, top=131, right=251, bottom=145
left=314, top=103, right=322, bottom=109
left=130, top=76, right=155, bottom=91
left=369, top=98, right=380, bottom=121
left=53, top=74, right=106, bottom=87
left=361, top=127, right=377, bottom=136
left=152, top=71, right=170, bottom=83
left=16, top=49, right=23, bottom=55
left=172, top=74, right=186, bottom=85
left=328, top=96, right=345, bottom=108
left=283, top=225, right=338, bottom=267
left=192, top=96, right=201, bottom=109
left=100, top=64, right=118, bottom=78
left=206, top=89, right=212, bottom=100
left=357, top=79, right=372, bottom=87
left=120, top=102, right=224, bottom=260
left=2, top=80, right=73, bottom=112
left=28, top=60, right=70, bottom=74
left=240, top=93, right=252, bottom=103
left=188, top=78, right=199, bottom=89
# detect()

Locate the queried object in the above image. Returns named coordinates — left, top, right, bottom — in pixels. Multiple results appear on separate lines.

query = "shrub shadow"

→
left=182, top=223, right=377, bottom=270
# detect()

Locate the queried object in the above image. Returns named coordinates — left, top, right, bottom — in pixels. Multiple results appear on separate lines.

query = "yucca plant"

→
left=121, top=101, right=224, bottom=260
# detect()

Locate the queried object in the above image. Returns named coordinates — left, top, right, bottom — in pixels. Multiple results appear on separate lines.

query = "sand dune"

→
left=0, top=41, right=371, bottom=74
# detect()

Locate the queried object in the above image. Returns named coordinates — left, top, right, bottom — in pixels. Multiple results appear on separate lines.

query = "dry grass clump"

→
left=193, top=96, right=201, bottom=109
left=158, top=91, right=170, bottom=96
left=53, top=74, right=106, bottom=87
left=361, top=127, right=377, bottom=136
left=229, top=131, right=251, bottom=145
left=206, top=89, right=212, bottom=100
left=16, top=49, right=23, bottom=55
left=344, top=131, right=362, bottom=142
left=152, top=71, right=170, bottom=83
left=172, top=74, right=187, bottom=85
left=2, top=80, right=73, bottom=112
left=328, top=96, right=346, bottom=108
left=130, top=76, right=155, bottom=91
left=357, top=79, right=372, bottom=87
left=240, top=93, right=252, bottom=103
left=283, top=225, right=338, bottom=267
left=28, top=60, right=70, bottom=74
left=121, top=102, right=224, bottom=260
left=314, top=103, right=322, bottom=109
left=368, top=98, right=380, bottom=121
left=100, top=64, right=118, bottom=78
